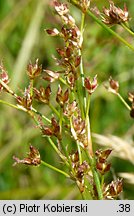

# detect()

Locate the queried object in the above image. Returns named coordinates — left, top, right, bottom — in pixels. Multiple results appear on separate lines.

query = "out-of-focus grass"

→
left=0, top=0, right=133, bottom=199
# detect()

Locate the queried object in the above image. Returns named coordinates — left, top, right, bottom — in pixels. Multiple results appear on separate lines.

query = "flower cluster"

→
left=16, top=85, right=32, bottom=110
left=95, top=149, right=112, bottom=175
left=27, top=59, right=42, bottom=80
left=13, top=145, right=41, bottom=166
left=46, top=0, right=82, bottom=89
left=34, top=85, right=51, bottom=104
left=38, top=116, right=61, bottom=140
left=70, top=151, right=89, bottom=192
left=64, top=101, right=88, bottom=148
left=78, top=0, right=90, bottom=13
left=103, top=179, right=123, bottom=199
left=85, top=75, right=98, bottom=95
left=105, top=77, right=119, bottom=94
left=0, top=0, right=130, bottom=200
left=92, top=1, right=129, bottom=26
left=56, top=85, right=69, bottom=108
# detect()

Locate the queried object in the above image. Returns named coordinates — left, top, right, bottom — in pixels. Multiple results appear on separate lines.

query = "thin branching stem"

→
left=32, top=107, right=51, bottom=123
left=101, top=175, right=105, bottom=189
left=121, top=23, right=134, bottom=36
left=0, top=99, right=26, bottom=112
left=117, top=93, right=131, bottom=111
left=47, top=137, right=69, bottom=167
left=49, top=103, right=60, bottom=118
left=86, top=94, right=93, bottom=155
left=41, top=160, right=70, bottom=178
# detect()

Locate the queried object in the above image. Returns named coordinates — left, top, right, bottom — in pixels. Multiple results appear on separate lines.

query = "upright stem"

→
left=76, top=12, right=86, bottom=119
left=86, top=94, right=93, bottom=155
left=85, top=151, right=103, bottom=200
left=101, top=175, right=105, bottom=189
left=59, top=107, right=63, bottom=135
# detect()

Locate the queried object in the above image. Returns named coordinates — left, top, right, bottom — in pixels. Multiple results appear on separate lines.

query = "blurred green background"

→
left=0, top=0, right=133, bottom=199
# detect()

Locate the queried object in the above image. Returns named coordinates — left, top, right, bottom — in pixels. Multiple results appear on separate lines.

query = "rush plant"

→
left=0, top=0, right=133, bottom=199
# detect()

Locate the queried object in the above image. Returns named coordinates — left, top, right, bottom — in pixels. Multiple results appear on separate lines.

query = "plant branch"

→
left=117, top=93, right=131, bottom=111
left=47, top=137, right=69, bottom=167
left=41, top=160, right=70, bottom=178
left=121, top=23, right=134, bottom=36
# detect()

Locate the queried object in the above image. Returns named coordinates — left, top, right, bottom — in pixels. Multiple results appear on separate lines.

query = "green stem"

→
left=117, top=93, right=131, bottom=111
left=92, top=168, right=103, bottom=200
left=101, top=175, right=104, bottom=189
left=41, top=160, right=70, bottom=178
left=85, top=151, right=103, bottom=200
left=76, top=141, right=82, bottom=165
left=32, top=107, right=51, bottom=123
left=59, top=77, right=70, bottom=88
left=0, top=99, right=27, bottom=112
left=86, top=94, right=90, bottom=119
left=86, top=94, right=93, bottom=155
left=121, top=23, right=134, bottom=36
left=76, top=79, right=85, bottom=119
left=49, top=103, right=66, bottom=124
left=47, top=137, right=69, bottom=167
left=49, top=103, right=60, bottom=118
left=59, top=107, right=63, bottom=135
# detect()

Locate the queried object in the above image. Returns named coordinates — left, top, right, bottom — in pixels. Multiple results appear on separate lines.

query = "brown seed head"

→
left=101, top=1, right=130, bottom=26
left=54, top=0, right=69, bottom=16
left=46, top=28, right=59, bottom=36
left=109, top=77, right=119, bottom=93
left=56, top=85, right=69, bottom=108
left=85, top=75, right=98, bottom=94
left=16, top=86, right=32, bottom=110
left=13, top=145, right=41, bottom=166
left=34, top=85, right=51, bottom=104
left=79, top=0, right=90, bottom=13
left=27, top=59, right=42, bottom=79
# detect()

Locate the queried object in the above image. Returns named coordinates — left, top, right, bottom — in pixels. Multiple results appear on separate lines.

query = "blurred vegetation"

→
left=0, top=0, right=133, bottom=199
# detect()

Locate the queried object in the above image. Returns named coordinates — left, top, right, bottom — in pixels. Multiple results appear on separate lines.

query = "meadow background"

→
left=0, top=0, right=133, bottom=199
